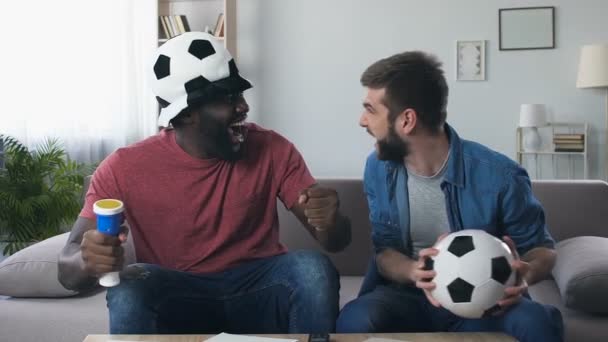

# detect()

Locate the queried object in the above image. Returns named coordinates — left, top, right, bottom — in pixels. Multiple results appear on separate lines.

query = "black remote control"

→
left=308, top=333, right=330, bottom=342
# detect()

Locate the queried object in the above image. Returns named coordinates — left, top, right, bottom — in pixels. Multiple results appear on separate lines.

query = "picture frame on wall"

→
left=456, top=40, right=486, bottom=81
left=499, top=6, right=555, bottom=50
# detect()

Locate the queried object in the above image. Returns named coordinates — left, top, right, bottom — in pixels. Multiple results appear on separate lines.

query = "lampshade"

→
left=576, top=44, right=608, bottom=88
left=519, top=104, right=548, bottom=127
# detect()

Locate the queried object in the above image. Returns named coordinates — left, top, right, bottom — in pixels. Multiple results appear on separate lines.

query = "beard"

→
left=376, top=124, right=409, bottom=162
left=198, top=110, right=243, bottom=161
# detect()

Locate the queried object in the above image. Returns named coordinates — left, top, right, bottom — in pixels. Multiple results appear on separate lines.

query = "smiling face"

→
left=196, top=92, right=250, bottom=161
left=359, top=87, right=409, bottom=161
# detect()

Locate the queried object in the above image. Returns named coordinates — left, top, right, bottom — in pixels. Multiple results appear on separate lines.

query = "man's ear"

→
left=395, top=108, right=417, bottom=135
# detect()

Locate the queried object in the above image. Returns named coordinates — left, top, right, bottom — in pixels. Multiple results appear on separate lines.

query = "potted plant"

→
left=0, top=135, right=93, bottom=255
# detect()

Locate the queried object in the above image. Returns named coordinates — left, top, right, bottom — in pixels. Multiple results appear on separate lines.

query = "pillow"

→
left=0, top=231, right=136, bottom=298
left=553, top=236, right=608, bottom=314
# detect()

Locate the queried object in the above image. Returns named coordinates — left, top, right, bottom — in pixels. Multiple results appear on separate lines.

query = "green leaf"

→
left=0, top=134, right=93, bottom=255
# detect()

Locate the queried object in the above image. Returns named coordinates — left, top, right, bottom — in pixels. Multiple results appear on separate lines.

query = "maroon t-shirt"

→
left=80, top=124, right=315, bottom=274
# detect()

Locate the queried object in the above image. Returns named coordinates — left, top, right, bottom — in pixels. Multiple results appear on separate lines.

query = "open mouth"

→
left=227, top=114, right=248, bottom=145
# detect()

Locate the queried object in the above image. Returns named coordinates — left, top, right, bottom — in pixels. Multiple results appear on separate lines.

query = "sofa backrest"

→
left=84, top=176, right=608, bottom=275
left=530, top=180, right=608, bottom=242
left=278, top=179, right=373, bottom=276
left=278, top=179, right=608, bottom=276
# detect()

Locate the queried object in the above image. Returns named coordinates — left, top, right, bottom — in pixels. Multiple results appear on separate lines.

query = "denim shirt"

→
left=364, top=123, right=555, bottom=259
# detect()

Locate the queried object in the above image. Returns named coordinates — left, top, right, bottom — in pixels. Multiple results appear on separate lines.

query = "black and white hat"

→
left=151, top=32, right=252, bottom=127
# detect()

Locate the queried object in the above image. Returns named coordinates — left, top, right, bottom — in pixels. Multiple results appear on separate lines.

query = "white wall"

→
left=236, top=0, right=608, bottom=179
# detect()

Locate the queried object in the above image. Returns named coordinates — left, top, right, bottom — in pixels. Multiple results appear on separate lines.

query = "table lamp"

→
left=577, top=44, right=608, bottom=179
left=519, top=104, right=548, bottom=152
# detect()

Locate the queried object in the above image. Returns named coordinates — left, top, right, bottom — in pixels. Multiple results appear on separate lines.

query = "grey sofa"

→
left=1, top=179, right=607, bottom=342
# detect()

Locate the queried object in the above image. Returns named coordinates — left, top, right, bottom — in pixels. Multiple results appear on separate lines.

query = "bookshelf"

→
left=516, top=122, right=589, bottom=179
left=158, top=0, right=237, bottom=58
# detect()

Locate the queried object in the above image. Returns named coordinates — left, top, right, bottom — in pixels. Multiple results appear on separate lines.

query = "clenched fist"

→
left=298, top=187, right=339, bottom=231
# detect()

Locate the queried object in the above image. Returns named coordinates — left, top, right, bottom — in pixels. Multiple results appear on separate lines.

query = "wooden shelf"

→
left=516, top=122, right=589, bottom=179
left=158, top=0, right=235, bottom=57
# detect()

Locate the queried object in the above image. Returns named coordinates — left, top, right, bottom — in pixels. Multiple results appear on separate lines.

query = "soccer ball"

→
left=150, top=32, right=251, bottom=127
left=427, top=229, right=516, bottom=319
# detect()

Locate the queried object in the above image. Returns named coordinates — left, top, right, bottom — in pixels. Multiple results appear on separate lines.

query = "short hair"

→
left=361, top=51, right=448, bottom=133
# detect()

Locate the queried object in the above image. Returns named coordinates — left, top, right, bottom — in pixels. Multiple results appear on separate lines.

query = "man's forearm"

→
left=315, top=212, right=351, bottom=252
left=376, top=248, right=416, bottom=285
left=57, top=243, right=98, bottom=291
left=521, top=247, right=557, bottom=285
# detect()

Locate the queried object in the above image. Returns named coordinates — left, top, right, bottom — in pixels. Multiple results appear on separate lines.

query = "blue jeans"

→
left=106, top=250, right=340, bottom=334
left=336, top=285, right=563, bottom=342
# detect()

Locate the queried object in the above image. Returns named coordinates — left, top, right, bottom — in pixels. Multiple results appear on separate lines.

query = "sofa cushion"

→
left=0, top=231, right=136, bottom=298
left=529, top=279, right=608, bottom=342
left=0, top=233, right=78, bottom=297
left=0, top=289, right=108, bottom=342
left=553, top=236, right=608, bottom=314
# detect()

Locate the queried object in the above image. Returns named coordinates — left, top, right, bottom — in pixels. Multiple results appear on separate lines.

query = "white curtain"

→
left=0, top=0, right=159, bottom=163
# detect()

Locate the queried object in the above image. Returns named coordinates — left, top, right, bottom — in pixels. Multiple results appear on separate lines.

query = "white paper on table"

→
left=107, top=340, right=161, bottom=342
left=107, top=340, right=162, bottom=342
left=204, top=333, right=298, bottom=342
left=362, top=338, right=412, bottom=342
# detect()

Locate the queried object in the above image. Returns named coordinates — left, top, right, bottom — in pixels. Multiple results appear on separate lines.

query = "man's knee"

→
left=337, top=299, right=379, bottom=333
left=505, top=300, right=563, bottom=341
left=508, top=300, right=562, bottom=327
left=106, top=263, right=158, bottom=311
left=284, top=250, right=340, bottom=299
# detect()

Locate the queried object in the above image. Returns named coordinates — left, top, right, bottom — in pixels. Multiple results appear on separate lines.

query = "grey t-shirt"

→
left=407, top=158, right=450, bottom=258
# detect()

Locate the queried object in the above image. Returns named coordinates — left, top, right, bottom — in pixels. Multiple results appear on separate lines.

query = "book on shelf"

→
left=553, top=133, right=585, bottom=141
left=555, top=148, right=585, bottom=152
left=158, top=15, right=191, bottom=40
left=163, top=16, right=174, bottom=38
left=174, top=15, right=186, bottom=34
left=180, top=15, right=191, bottom=32
left=214, top=13, right=225, bottom=37
left=159, top=16, right=170, bottom=39
left=554, top=142, right=584, bottom=148
left=168, top=15, right=179, bottom=36
left=174, top=15, right=191, bottom=34
left=554, top=139, right=584, bottom=144
left=554, top=141, right=585, bottom=152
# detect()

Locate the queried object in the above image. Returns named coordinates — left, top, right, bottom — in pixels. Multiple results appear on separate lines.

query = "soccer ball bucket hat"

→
left=151, top=32, right=252, bottom=127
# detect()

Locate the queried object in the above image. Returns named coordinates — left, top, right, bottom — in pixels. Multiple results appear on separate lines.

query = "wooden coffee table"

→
left=84, top=333, right=516, bottom=341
